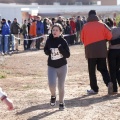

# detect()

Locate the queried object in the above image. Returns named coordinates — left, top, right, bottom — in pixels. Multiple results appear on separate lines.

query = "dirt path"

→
left=0, top=45, right=120, bottom=120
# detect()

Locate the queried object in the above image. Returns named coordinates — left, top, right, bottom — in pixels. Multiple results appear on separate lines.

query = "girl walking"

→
left=44, top=23, right=70, bottom=110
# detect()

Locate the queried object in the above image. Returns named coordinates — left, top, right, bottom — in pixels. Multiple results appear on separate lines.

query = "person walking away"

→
left=44, top=23, right=70, bottom=110
left=106, top=18, right=120, bottom=94
left=81, top=10, right=113, bottom=95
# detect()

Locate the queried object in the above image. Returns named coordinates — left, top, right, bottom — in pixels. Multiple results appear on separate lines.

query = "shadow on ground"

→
left=16, top=93, right=120, bottom=120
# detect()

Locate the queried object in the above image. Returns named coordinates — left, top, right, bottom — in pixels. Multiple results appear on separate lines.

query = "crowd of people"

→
left=0, top=15, right=87, bottom=55
left=0, top=10, right=120, bottom=111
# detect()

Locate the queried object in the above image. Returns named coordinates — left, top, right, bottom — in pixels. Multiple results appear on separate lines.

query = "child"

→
left=44, top=23, right=70, bottom=110
left=0, top=87, right=13, bottom=110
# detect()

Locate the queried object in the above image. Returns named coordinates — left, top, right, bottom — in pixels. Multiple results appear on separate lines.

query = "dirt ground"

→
left=0, top=45, right=120, bottom=120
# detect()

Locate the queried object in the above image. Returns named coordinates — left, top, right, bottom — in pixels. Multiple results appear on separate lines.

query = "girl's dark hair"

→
left=107, top=18, right=113, bottom=27
left=52, top=23, right=63, bottom=32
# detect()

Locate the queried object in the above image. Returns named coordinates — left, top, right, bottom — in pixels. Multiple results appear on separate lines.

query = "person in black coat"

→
left=44, top=23, right=70, bottom=110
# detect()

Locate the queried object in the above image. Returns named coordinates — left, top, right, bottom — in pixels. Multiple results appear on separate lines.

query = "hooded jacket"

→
left=36, top=20, right=44, bottom=35
left=44, top=34, right=70, bottom=68
left=109, top=27, right=120, bottom=49
left=81, top=15, right=112, bottom=58
left=11, top=22, right=20, bottom=34
left=1, top=22, right=10, bottom=36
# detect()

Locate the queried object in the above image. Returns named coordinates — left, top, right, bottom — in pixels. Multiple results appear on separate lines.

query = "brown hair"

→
left=52, top=23, right=63, bottom=32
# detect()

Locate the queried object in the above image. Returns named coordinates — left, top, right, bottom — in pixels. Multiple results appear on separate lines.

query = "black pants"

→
left=70, top=34, right=76, bottom=45
left=27, top=35, right=32, bottom=49
left=64, top=36, right=70, bottom=45
left=36, top=34, right=42, bottom=50
left=108, top=49, right=120, bottom=92
left=88, top=58, right=111, bottom=92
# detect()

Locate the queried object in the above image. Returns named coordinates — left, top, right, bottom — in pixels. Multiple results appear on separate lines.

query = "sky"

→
left=118, top=0, right=120, bottom=5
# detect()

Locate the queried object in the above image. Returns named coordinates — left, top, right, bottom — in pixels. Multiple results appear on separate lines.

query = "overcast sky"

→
left=118, top=0, right=120, bottom=5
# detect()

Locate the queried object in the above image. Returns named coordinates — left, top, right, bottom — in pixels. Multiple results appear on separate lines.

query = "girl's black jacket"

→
left=44, top=34, right=70, bottom=68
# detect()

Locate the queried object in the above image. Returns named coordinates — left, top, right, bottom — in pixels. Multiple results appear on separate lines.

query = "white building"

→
left=0, top=3, right=120, bottom=25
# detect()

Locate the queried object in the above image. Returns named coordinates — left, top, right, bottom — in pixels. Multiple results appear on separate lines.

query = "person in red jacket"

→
left=70, top=17, right=76, bottom=34
left=81, top=10, right=113, bottom=95
left=29, top=19, right=37, bottom=50
left=70, top=17, right=76, bottom=44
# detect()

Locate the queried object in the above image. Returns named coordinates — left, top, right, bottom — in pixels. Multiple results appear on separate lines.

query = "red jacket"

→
left=70, top=20, right=76, bottom=31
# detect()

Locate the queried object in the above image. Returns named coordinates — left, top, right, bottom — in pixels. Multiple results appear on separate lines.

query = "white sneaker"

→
left=87, top=89, right=98, bottom=94
left=1, top=52, right=4, bottom=56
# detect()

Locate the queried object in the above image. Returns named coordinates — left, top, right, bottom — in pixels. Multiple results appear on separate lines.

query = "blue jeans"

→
left=11, top=34, right=15, bottom=51
left=0, top=35, right=3, bottom=53
left=4, top=35, right=9, bottom=53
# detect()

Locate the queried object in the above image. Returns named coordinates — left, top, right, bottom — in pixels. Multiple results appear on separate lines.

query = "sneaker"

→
left=108, top=82, right=113, bottom=95
left=1, top=52, right=4, bottom=56
left=59, top=103, right=65, bottom=110
left=4, top=52, right=8, bottom=55
left=87, top=89, right=98, bottom=94
left=50, top=96, right=56, bottom=106
left=112, top=92, right=118, bottom=95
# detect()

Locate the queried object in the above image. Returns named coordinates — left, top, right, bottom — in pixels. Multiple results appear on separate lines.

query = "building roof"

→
left=0, top=0, right=117, bottom=5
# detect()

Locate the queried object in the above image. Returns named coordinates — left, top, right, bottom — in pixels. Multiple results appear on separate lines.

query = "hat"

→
left=88, top=10, right=96, bottom=16
left=2, top=18, right=6, bottom=21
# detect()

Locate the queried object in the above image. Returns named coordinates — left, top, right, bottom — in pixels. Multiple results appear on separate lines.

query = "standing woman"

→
left=44, top=23, right=70, bottom=110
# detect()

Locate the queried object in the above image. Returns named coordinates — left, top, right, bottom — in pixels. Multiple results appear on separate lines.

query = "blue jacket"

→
left=36, top=20, right=44, bottom=35
left=1, top=22, right=10, bottom=36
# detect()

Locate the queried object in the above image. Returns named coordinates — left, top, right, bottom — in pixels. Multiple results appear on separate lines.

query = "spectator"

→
left=1, top=18, right=10, bottom=55
left=36, top=16, right=44, bottom=50
left=27, top=19, right=32, bottom=49
left=81, top=10, right=113, bottom=95
left=76, top=16, right=83, bottom=44
left=21, top=20, right=28, bottom=50
left=29, top=19, right=37, bottom=50
left=10, top=18, right=21, bottom=51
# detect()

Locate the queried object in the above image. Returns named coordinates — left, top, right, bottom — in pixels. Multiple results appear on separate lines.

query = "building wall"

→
left=100, top=0, right=117, bottom=5
left=0, top=0, right=118, bottom=5
left=0, top=7, right=22, bottom=24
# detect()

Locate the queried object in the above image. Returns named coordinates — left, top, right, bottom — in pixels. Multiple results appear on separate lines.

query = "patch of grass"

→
left=0, top=74, right=6, bottom=79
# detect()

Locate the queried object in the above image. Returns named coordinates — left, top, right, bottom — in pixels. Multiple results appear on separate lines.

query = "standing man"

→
left=81, top=10, right=113, bottom=95
left=76, top=16, right=83, bottom=44
left=1, top=18, right=10, bottom=55
left=21, top=20, right=28, bottom=50
left=36, top=16, right=44, bottom=50
left=10, top=18, right=21, bottom=51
